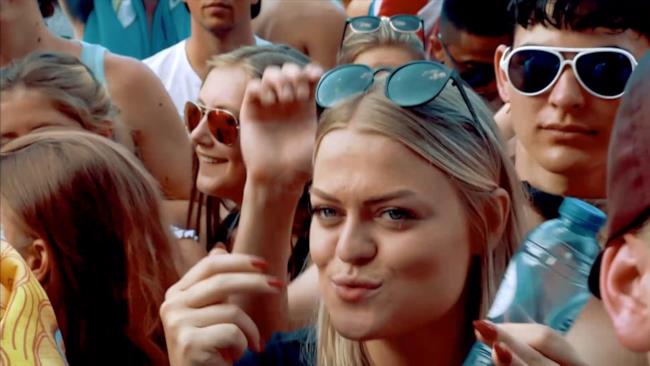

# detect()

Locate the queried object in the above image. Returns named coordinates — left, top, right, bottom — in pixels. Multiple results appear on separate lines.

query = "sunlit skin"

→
left=498, top=25, right=650, bottom=198
left=185, top=0, right=254, bottom=34
left=0, top=88, right=84, bottom=146
left=191, top=65, right=248, bottom=204
left=353, top=45, right=421, bottom=69
left=310, top=127, right=471, bottom=364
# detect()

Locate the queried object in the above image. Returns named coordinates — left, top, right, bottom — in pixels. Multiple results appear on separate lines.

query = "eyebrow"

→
left=310, top=187, right=417, bottom=205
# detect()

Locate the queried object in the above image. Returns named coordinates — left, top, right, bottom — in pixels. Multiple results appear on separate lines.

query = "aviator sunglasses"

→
left=500, top=46, right=637, bottom=99
left=316, top=60, right=481, bottom=128
left=184, top=101, right=239, bottom=146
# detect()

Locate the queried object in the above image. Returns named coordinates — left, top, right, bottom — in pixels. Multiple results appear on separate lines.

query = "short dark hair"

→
left=440, top=0, right=514, bottom=37
left=38, top=0, right=57, bottom=18
left=509, top=0, right=650, bottom=38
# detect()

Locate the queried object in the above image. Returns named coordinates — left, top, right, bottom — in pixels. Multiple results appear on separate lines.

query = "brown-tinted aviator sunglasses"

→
left=184, top=101, right=239, bottom=146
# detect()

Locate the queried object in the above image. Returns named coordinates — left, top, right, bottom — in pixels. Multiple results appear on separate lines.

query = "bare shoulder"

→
left=101, top=52, right=179, bottom=128
left=567, top=298, right=648, bottom=365
left=102, top=53, right=165, bottom=96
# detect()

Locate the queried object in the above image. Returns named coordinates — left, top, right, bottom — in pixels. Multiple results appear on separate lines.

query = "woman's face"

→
left=353, top=45, right=419, bottom=69
left=0, top=88, right=83, bottom=146
left=310, top=128, right=472, bottom=340
left=191, top=66, right=248, bottom=203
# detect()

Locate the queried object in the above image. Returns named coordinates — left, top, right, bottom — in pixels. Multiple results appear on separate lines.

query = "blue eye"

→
left=381, top=208, right=413, bottom=221
left=312, top=206, right=339, bottom=219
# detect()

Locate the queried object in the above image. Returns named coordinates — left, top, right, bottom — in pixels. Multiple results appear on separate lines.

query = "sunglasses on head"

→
left=184, top=101, right=239, bottom=146
left=500, top=46, right=637, bottom=99
left=437, top=33, right=495, bottom=88
left=342, top=14, right=425, bottom=48
left=316, top=60, right=481, bottom=127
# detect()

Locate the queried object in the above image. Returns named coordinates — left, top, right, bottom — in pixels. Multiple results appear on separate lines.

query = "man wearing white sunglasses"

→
left=492, top=0, right=649, bottom=365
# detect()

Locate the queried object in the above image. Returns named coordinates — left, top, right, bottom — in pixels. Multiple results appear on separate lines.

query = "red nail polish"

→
left=473, top=320, right=498, bottom=343
left=267, top=278, right=285, bottom=289
left=250, top=258, right=268, bottom=271
left=494, top=342, right=513, bottom=364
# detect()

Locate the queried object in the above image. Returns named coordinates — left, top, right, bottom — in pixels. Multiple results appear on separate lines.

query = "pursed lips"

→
left=539, top=122, right=597, bottom=136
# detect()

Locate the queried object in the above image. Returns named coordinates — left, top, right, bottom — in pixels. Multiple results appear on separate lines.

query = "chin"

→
left=327, top=309, right=387, bottom=341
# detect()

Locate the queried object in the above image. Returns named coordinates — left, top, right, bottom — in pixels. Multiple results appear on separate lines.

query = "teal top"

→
left=82, top=0, right=190, bottom=59
left=79, top=41, right=107, bottom=85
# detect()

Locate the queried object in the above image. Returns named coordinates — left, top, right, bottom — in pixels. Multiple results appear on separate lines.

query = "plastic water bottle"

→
left=463, top=198, right=606, bottom=365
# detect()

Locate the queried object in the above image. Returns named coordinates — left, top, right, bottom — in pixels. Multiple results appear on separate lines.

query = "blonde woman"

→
left=0, top=0, right=192, bottom=200
left=0, top=130, right=180, bottom=366
left=0, top=52, right=206, bottom=267
left=337, top=16, right=426, bottom=67
left=158, top=58, right=576, bottom=365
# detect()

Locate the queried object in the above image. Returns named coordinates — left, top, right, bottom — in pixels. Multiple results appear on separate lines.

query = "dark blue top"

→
left=235, top=328, right=314, bottom=366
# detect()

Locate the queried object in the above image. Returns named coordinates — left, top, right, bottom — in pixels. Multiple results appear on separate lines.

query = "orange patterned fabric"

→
left=0, top=240, right=67, bottom=365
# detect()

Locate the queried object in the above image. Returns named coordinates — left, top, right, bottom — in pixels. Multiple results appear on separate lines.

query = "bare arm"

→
left=105, top=54, right=193, bottom=200
left=300, top=3, right=347, bottom=69
left=230, top=63, right=323, bottom=340
left=287, top=264, right=320, bottom=329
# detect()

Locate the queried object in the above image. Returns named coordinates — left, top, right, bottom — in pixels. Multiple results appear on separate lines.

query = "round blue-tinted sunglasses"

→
left=316, top=60, right=480, bottom=126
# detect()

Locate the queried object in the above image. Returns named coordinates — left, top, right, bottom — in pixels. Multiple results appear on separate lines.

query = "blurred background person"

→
left=428, top=0, right=513, bottom=110
left=337, top=15, right=426, bottom=67
left=145, top=0, right=266, bottom=118
left=253, top=0, right=347, bottom=69
left=57, top=0, right=190, bottom=59
left=0, top=130, right=180, bottom=365
left=592, top=51, right=650, bottom=365
left=1, top=0, right=193, bottom=200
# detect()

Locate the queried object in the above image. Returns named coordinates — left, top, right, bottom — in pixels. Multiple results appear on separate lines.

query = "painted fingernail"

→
left=258, top=338, right=265, bottom=352
left=473, top=320, right=498, bottom=343
left=267, top=278, right=285, bottom=289
left=250, top=258, right=268, bottom=271
left=494, top=342, right=513, bottom=364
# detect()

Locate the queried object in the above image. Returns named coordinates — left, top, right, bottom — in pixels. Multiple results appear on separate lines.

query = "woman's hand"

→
left=161, top=249, right=285, bottom=366
left=474, top=320, right=588, bottom=366
left=239, top=63, right=323, bottom=191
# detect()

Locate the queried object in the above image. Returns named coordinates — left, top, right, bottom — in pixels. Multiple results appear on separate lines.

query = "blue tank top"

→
left=82, top=0, right=190, bottom=59
left=79, top=41, right=107, bottom=85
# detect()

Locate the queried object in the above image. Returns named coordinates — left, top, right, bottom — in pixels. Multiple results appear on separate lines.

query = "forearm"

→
left=230, top=180, right=304, bottom=338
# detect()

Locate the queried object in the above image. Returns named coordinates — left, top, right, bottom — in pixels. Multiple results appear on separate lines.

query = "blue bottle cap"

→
left=559, top=197, right=607, bottom=233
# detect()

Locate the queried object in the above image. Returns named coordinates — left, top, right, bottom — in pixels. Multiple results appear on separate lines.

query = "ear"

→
left=23, top=239, right=50, bottom=283
left=427, top=21, right=444, bottom=61
left=477, top=188, right=510, bottom=254
left=98, top=123, right=115, bottom=139
left=600, top=235, right=650, bottom=352
left=494, top=45, right=511, bottom=103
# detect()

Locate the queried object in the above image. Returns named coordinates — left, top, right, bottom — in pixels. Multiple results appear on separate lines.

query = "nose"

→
left=548, top=65, right=586, bottom=110
left=335, top=217, right=377, bottom=265
left=190, top=114, right=214, bottom=147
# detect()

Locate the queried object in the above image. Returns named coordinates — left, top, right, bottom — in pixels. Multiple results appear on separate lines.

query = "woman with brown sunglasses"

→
left=183, top=44, right=322, bottom=334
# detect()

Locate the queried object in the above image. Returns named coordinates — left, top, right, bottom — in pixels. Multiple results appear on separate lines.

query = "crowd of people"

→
left=0, top=0, right=649, bottom=365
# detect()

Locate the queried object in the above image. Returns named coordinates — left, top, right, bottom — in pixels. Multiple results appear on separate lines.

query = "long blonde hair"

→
left=312, top=81, right=526, bottom=365
left=337, top=22, right=425, bottom=65
left=0, top=130, right=178, bottom=365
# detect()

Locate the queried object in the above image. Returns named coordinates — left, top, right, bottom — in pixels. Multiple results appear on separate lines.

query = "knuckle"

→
left=530, top=327, right=556, bottom=349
